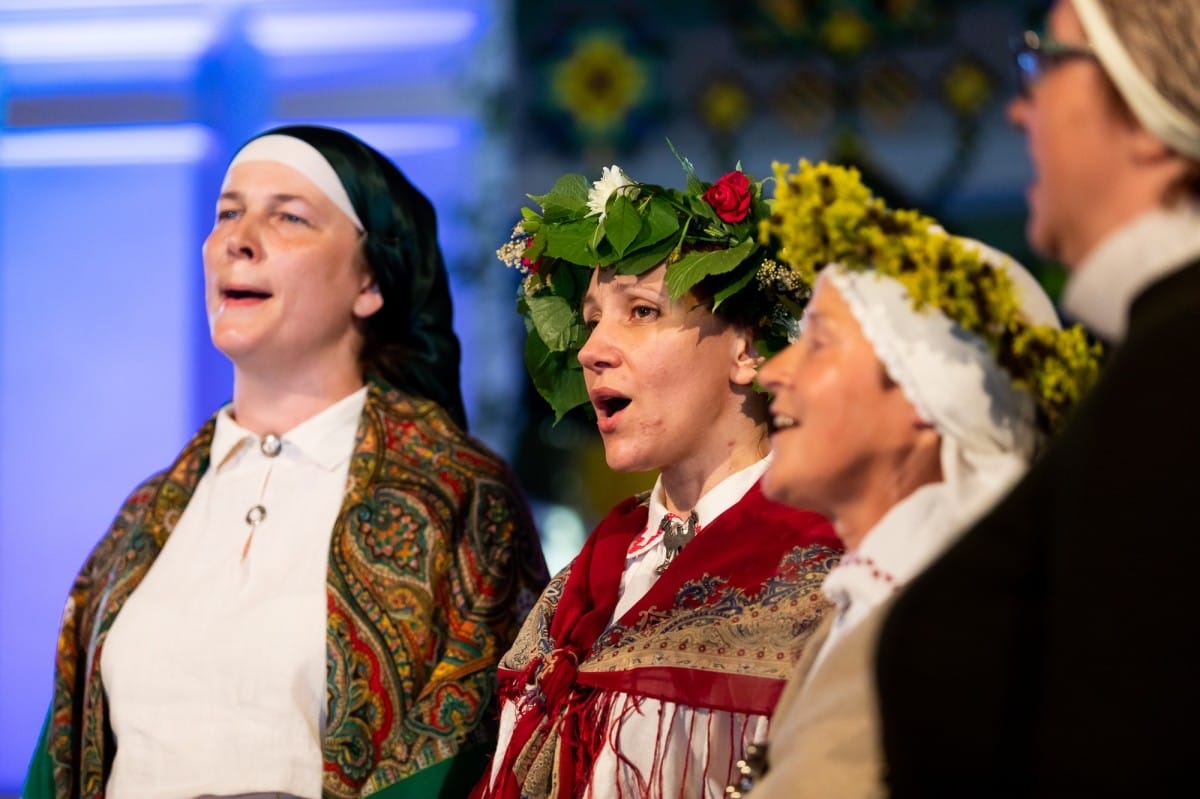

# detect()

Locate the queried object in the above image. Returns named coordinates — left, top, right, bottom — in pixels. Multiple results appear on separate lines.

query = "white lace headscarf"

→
left=820, top=237, right=1060, bottom=533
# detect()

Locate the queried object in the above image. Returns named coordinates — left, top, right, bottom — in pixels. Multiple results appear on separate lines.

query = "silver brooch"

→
left=656, top=510, right=698, bottom=574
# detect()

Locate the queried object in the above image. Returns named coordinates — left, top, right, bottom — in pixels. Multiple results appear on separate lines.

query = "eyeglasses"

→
left=1011, top=30, right=1098, bottom=96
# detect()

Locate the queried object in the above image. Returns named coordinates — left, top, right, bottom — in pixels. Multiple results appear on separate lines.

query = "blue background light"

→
left=0, top=1, right=515, bottom=792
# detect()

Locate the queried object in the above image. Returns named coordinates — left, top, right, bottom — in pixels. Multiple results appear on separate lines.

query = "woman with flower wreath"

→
left=723, top=161, right=1101, bottom=799
left=472, top=154, right=843, bottom=799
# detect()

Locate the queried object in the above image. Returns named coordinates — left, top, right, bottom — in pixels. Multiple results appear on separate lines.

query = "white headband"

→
left=820, top=238, right=1060, bottom=527
left=1073, top=0, right=1200, bottom=160
left=222, top=134, right=364, bottom=230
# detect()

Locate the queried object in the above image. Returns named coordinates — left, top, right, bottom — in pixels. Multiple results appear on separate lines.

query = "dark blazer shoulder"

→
left=1128, top=255, right=1200, bottom=338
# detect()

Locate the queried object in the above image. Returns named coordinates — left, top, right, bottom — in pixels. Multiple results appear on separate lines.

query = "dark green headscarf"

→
left=242, top=124, right=467, bottom=430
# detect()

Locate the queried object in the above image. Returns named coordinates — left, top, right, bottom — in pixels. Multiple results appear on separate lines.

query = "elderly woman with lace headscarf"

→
left=724, top=161, right=1100, bottom=799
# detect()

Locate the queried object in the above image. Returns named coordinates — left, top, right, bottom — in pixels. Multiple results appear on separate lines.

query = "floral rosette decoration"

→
left=763, top=159, right=1103, bottom=433
left=498, top=148, right=810, bottom=420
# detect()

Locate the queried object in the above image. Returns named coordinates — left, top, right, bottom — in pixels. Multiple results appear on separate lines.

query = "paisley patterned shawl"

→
left=37, top=376, right=549, bottom=798
left=480, top=483, right=842, bottom=798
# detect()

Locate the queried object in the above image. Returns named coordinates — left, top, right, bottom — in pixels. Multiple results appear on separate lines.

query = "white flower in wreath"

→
left=586, top=165, right=638, bottom=218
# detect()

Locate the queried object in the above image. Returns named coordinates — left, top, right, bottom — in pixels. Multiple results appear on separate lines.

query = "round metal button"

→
left=260, top=433, right=282, bottom=457
left=245, top=504, right=267, bottom=526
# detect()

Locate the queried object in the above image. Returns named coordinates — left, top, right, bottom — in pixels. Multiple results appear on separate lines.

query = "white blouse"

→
left=815, top=481, right=959, bottom=666
left=611, top=457, right=770, bottom=621
left=489, top=457, right=773, bottom=799
left=586, top=457, right=771, bottom=799
left=1063, top=203, right=1200, bottom=343
left=100, top=387, right=366, bottom=799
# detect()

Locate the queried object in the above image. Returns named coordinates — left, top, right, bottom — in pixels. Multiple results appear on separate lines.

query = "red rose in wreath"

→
left=702, top=171, right=752, bottom=223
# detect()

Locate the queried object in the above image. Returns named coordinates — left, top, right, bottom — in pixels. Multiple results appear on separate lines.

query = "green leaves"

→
left=508, top=151, right=806, bottom=424
left=522, top=264, right=589, bottom=353
left=639, top=197, right=682, bottom=249
left=712, top=265, right=757, bottom=310
left=548, top=368, right=590, bottom=422
left=600, top=194, right=681, bottom=268
left=604, top=194, right=641, bottom=257
left=529, top=174, right=588, bottom=217
left=664, top=237, right=757, bottom=298
left=525, top=293, right=578, bottom=351
left=668, top=139, right=703, bottom=197
left=614, top=239, right=675, bottom=275
left=543, top=219, right=598, bottom=265
left=524, top=330, right=590, bottom=421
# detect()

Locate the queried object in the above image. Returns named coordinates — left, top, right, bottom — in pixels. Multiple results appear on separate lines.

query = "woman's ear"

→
left=1128, top=127, right=1194, bottom=197
left=730, top=327, right=764, bottom=387
left=354, top=279, right=384, bottom=319
left=912, top=423, right=945, bottom=485
left=1129, top=120, right=1175, bottom=164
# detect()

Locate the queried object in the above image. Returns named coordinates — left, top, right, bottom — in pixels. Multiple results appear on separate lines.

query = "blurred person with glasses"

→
left=1011, top=29, right=1099, bottom=98
left=876, top=1, right=1200, bottom=795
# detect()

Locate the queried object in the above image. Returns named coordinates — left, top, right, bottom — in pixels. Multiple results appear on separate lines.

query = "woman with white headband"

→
left=722, top=161, right=1099, bottom=799
left=23, top=125, right=548, bottom=799
left=876, top=1, right=1200, bottom=794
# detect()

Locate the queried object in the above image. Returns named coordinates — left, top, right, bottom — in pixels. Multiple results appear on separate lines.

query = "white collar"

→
left=820, top=481, right=960, bottom=618
left=643, top=455, right=771, bottom=540
left=211, top=385, right=368, bottom=472
left=1062, top=203, right=1200, bottom=343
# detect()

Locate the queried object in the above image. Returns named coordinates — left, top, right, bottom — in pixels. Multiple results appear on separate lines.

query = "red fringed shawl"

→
left=477, top=483, right=841, bottom=799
